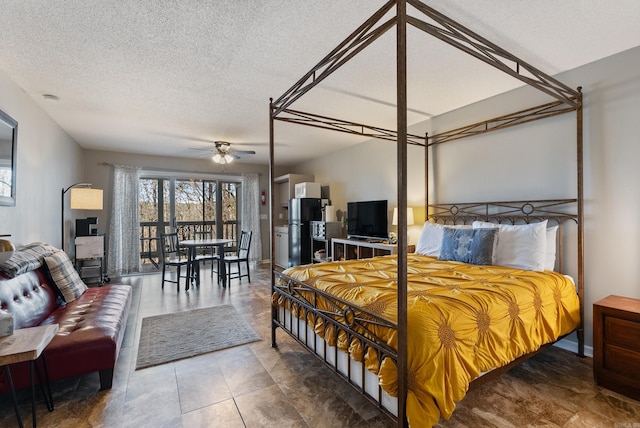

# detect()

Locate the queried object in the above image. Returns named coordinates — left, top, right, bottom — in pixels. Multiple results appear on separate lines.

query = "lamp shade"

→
left=0, top=239, right=15, bottom=264
left=392, top=207, right=414, bottom=226
left=70, top=188, right=103, bottom=210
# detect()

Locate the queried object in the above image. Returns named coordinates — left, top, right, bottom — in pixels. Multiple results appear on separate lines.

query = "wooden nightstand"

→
left=593, top=295, right=640, bottom=400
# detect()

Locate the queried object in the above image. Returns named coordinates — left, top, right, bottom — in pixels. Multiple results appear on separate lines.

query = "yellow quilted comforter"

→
left=276, top=254, right=580, bottom=427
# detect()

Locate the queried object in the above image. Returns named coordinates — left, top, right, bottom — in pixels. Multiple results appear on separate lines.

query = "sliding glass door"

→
left=139, top=175, right=239, bottom=269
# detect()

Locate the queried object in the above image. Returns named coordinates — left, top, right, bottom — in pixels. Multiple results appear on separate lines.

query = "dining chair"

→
left=159, top=233, right=191, bottom=291
left=194, top=230, right=218, bottom=278
left=223, top=230, right=252, bottom=285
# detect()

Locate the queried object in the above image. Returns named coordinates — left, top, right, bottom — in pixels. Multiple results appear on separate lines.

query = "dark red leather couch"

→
left=0, top=267, right=131, bottom=391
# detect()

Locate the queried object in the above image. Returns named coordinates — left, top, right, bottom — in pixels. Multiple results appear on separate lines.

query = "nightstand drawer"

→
left=603, top=344, right=640, bottom=378
left=604, top=315, right=640, bottom=352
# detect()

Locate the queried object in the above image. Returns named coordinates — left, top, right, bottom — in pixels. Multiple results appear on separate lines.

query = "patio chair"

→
left=223, top=230, right=252, bottom=285
left=160, top=233, right=192, bottom=291
left=194, top=230, right=218, bottom=278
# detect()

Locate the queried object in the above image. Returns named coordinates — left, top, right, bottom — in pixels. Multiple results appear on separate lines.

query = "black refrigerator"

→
left=288, top=198, right=322, bottom=266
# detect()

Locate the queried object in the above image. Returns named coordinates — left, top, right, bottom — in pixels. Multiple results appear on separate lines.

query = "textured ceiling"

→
left=2, top=1, right=640, bottom=166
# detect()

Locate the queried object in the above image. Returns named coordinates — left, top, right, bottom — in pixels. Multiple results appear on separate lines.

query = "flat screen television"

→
left=346, top=200, right=388, bottom=240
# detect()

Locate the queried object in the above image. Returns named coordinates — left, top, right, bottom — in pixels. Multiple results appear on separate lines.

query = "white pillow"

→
left=472, top=220, right=548, bottom=271
left=416, top=222, right=471, bottom=257
left=545, top=225, right=558, bottom=271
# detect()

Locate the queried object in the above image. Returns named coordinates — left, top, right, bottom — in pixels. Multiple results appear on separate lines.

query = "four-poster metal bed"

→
left=269, top=1, right=583, bottom=426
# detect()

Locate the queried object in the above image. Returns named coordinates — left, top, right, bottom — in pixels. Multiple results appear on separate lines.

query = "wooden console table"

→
left=332, top=238, right=415, bottom=261
left=0, top=324, right=59, bottom=427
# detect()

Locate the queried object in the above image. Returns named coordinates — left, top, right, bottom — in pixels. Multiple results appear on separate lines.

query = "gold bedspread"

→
left=276, top=253, right=580, bottom=427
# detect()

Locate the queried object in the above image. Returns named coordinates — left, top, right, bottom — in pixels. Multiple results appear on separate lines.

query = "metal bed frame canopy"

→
left=269, top=1, right=583, bottom=426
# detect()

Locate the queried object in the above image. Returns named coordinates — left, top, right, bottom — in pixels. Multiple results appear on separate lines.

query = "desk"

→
left=0, top=324, right=59, bottom=427
left=180, top=239, right=232, bottom=289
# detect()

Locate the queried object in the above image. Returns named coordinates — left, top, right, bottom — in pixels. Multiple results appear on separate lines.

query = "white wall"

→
left=292, top=45, right=640, bottom=351
left=0, top=70, right=84, bottom=248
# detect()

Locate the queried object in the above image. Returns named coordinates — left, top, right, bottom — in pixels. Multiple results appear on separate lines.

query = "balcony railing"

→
left=140, top=220, right=238, bottom=269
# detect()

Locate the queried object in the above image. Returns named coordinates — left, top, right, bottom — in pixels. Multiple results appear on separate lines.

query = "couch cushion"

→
left=41, top=284, right=132, bottom=381
left=0, top=269, right=58, bottom=329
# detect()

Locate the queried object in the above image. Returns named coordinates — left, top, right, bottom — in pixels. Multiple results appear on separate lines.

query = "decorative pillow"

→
left=416, top=222, right=471, bottom=257
left=0, top=242, right=58, bottom=278
left=472, top=220, right=548, bottom=271
left=438, top=228, right=498, bottom=265
left=44, top=250, right=88, bottom=303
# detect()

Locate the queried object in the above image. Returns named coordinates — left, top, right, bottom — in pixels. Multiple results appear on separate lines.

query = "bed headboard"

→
left=427, top=199, right=578, bottom=272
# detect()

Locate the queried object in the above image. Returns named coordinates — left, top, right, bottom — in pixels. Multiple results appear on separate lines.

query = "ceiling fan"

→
left=206, top=141, right=256, bottom=164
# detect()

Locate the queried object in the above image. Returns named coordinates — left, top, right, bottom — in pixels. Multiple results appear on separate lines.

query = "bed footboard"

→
left=272, top=270, right=399, bottom=420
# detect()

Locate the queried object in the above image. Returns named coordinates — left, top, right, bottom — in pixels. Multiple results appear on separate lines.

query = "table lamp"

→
left=392, top=207, right=415, bottom=226
left=0, top=238, right=14, bottom=264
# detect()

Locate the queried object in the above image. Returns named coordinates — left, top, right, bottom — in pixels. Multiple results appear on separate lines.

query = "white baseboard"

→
left=554, top=337, right=593, bottom=358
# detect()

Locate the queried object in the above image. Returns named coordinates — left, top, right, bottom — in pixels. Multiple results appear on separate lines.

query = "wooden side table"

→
left=0, top=324, right=59, bottom=428
left=593, top=295, right=640, bottom=400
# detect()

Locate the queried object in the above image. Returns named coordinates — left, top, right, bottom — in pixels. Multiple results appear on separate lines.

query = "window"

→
left=138, top=175, right=239, bottom=269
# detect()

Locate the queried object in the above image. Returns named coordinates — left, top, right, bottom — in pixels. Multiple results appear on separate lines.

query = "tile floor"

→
left=1, top=264, right=639, bottom=427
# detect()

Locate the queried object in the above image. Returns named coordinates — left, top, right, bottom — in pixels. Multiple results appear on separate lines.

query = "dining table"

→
left=180, top=238, right=233, bottom=289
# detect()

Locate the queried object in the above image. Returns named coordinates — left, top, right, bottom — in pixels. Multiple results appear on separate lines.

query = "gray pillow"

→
left=438, top=228, right=497, bottom=265
left=44, top=250, right=88, bottom=302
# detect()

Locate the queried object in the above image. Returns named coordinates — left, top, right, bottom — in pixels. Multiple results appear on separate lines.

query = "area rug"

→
left=136, top=305, right=261, bottom=369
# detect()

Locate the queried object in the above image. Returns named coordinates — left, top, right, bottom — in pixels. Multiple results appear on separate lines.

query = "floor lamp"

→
left=61, top=183, right=103, bottom=251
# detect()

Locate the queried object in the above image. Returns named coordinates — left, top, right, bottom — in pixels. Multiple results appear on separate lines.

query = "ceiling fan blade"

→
left=234, top=150, right=256, bottom=155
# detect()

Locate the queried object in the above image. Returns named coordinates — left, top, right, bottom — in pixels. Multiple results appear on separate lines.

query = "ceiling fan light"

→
left=212, top=153, right=234, bottom=164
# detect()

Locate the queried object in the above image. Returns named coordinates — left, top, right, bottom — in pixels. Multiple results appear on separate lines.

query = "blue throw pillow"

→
left=438, top=228, right=497, bottom=265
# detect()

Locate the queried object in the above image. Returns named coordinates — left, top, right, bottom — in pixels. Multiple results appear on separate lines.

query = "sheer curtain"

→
left=108, top=164, right=141, bottom=276
left=241, top=173, right=262, bottom=265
